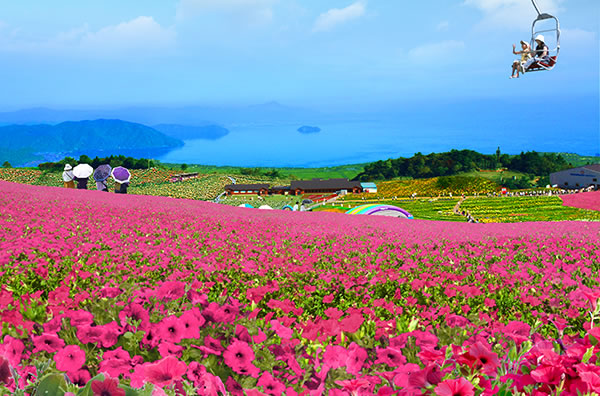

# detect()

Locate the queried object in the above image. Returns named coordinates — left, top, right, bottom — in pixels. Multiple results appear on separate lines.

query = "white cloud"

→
left=313, top=1, right=366, bottom=33
left=80, top=16, right=176, bottom=54
left=463, top=0, right=563, bottom=29
left=407, top=40, right=466, bottom=64
left=436, top=21, right=449, bottom=31
left=0, top=17, right=175, bottom=57
left=176, top=0, right=275, bottom=25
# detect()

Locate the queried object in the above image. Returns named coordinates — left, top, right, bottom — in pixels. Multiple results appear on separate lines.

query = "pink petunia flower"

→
left=67, top=369, right=91, bottom=387
left=33, top=333, right=65, bottom=354
left=54, top=345, right=86, bottom=373
left=257, top=371, right=286, bottom=395
left=435, top=378, right=475, bottom=396
left=0, top=356, right=10, bottom=385
left=91, top=377, right=125, bottom=396
left=375, top=346, right=406, bottom=367
left=144, top=356, right=187, bottom=388
left=158, top=315, right=185, bottom=344
left=156, top=281, right=186, bottom=302
left=118, top=303, right=150, bottom=331
left=223, top=340, right=256, bottom=373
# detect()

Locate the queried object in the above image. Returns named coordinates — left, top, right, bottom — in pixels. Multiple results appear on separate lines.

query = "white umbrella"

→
left=258, top=205, right=273, bottom=210
left=73, top=164, right=93, bottom=178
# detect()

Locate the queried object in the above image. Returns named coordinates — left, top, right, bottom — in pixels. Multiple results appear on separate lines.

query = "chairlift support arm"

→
left=531, top=0, right=542, bottom=16
left=531, top=0, right=554, bottom=20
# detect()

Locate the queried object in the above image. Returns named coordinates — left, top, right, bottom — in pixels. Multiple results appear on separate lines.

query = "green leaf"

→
left=121, top=384, right=155, bottom=396
left=582, top=346, right=595, bottom=364
left=408, top=317, right=419, bottom=332
left=508, top=345, right=518, bottom=362
left=77, top=373, right=106, bottom=396
left=36, top=373, right=67, bottom=396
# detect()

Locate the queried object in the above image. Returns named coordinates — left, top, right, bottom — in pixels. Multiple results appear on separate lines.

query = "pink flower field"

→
left=1, top=180, right=600, bottom=396
left=561, top=191, right=600, bottom=212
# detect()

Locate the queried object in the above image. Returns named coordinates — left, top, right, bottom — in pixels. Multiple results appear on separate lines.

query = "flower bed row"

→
left=1, top=181, right=600, bottom=395
left=460, top=196, right=600, bottom=223
left=561, top=191, right=600, bottom=212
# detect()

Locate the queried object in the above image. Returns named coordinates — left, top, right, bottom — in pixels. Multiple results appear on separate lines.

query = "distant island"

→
left=153, top=124, right=230, bottom=141
left=297, top=126, right=321, bottom=134
left=0, top=119, right=183, bottom=166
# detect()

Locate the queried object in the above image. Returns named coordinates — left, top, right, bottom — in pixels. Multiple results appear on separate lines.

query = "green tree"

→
left=181, top=163, right=188, bottom=171
left=2, top=161, right=12, bottom=168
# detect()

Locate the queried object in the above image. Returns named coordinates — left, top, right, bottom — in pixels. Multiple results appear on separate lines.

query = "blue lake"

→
left=157, top=118, right=600, bottom=167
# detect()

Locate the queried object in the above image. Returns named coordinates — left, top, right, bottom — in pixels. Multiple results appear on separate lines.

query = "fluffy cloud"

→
left=407, top=40, right=466, bottom=64
left=79, top=16, right=176, bottom=54
left=464, top=0, right=562, bottom=29
left=313, top=1, right=366, bottom=33
left=436, top=21, right=450, bottom=31
left=176, top=0, right=275, bottom=25
left=0, top=16, right=175, bottom=56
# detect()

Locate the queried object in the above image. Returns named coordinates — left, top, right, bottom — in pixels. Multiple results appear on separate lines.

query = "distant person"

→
left=300, top=203, right=306, bottom=212
left=524, top=35, right=549, bottom=71
left=293, top=202, right=299, bottom=211
left=115, top=182, right=129, bottom=194
left=62, top=164, right=75, bottom=189
left=510, top=40, right=532, bottom=79
left=96, top=179, right=109, bottom=192
left=74, top=176, right=88, bottom=190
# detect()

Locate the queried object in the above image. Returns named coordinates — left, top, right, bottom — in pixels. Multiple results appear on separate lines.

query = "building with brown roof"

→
left=289, top=178, right=362, bottom=195
left=225, top=183, right=270, bottom=195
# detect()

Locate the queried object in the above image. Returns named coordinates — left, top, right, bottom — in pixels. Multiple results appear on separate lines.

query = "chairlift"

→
left=526, top=0, right=560, bottom=72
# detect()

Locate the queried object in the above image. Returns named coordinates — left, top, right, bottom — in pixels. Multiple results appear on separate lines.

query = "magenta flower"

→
left=91, top=377, right=125, bottom=396
left=158, top=315, right=185, bottom=344
left=54, top=345, right=86, bottom=373
left=0, top=356, right=10, bottom=384
left=156, top=281, right=185, bottom=302
left=0, top=336, right=25, bottom=366
left=336, top=378, right=370, bottom=395
left=179, top=310, right=203, bottom=339
left=33, top=333, right=65, bottom=354
left=257, top=371, right=286, bottom=395
left=68, top=369, right=91, bottom=387
left=223, top=339, right=256, bottom=374
left=434, top=378, right=475, bottom=396
left=118, top=303, right=150, bottom=331
left=77, top=325, right=104, bottom=345
left=144, top=356, right=187, bottom=388
left=375, top=346, right=406, bottom=367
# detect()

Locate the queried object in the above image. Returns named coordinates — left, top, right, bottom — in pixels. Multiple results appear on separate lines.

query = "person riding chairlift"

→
left=523, top=34, right=550, bottom=71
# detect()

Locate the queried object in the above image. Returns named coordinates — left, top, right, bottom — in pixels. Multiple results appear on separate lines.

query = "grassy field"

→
left=547, top=152, right=600, bottom=167
left=339, top=176, right=500, bottom=200
left=314, top=198, right=465, bottom=222
left=161, top=163, right=366, bottom=180
left=460, top=195, right=600, bottom=222
left=219, top=195, right=298, bottom=209
left=458, top=170, right=527, bottom=183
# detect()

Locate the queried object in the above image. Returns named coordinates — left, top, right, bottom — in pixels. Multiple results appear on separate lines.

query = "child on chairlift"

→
left=510, top=40, right=532, bottom=78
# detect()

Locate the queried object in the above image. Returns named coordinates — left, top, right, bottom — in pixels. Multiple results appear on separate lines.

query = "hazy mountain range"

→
left=0, top=101, right=323, bottom=126
left=0, top=119, right=183, bottom=166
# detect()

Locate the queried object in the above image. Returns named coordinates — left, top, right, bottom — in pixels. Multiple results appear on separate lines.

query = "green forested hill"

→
left=0, top=119, right=183, bottom=165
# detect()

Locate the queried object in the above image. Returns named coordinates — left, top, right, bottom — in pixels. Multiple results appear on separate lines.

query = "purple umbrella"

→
left=111, top=166, right=131, bottom=183
left=93, top=164, right=112, bottom=182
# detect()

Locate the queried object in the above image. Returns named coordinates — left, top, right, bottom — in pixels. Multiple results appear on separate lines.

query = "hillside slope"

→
left=0, top=119, right=183, bottom=164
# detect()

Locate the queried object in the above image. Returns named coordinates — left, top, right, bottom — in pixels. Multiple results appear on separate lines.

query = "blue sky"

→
left=0, top=0, right=598, bottom=110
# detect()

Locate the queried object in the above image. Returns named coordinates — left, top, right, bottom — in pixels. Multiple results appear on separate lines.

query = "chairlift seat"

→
left=526, top=56, right=557, bottom=71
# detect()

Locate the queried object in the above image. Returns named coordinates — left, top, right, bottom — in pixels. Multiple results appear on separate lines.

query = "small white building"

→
left=550, top=165, right=600, bottom=189
left=361, top=182, right=378, bottom=193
